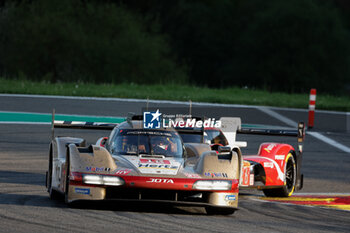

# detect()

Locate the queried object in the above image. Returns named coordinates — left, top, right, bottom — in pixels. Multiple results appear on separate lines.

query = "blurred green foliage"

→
left=0, top=0, right=349, bottom=96
left=134, top=0, right=350, bottom=94
left=0, top=0, right=187, bottom=84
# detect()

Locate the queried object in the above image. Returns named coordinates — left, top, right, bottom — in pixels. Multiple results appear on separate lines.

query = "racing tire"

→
left=263, top=153, right=296, bottom=197
left=64, top=152, right=71, bottom=204
left=64, top=149, right=81, bottom=208
left=205, top=206, right=235, bottom=215
left=47, top=152, right=61, bottom=200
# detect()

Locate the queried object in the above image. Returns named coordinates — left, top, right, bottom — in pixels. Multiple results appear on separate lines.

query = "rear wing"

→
left=51, top=110, right=119, bottom=140
left=237, top=121, right=306, bottom=154
left=173, top=117, right=207, bottom=143
left=175, top=127, right=205, bottom=143
left=219, top=117, right=305, bottom=150
left=54, top=120, right=118, bottom=130
left=238, top=122, right=305, bottom=143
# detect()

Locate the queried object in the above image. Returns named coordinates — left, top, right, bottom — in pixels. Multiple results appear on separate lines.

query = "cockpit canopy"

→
left=109, top=129, right=184, bottom=158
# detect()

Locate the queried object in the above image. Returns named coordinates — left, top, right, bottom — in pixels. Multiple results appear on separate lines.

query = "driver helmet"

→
left=153, top=137, right=170, bottom=151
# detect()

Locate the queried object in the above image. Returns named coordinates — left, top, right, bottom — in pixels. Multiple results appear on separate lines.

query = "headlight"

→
left=102, top=176, right=124, bottom=186
left=83, top=175, right=124, bottom=186
left=83, top=175, right=103, bottom=185
left=193, top=180, right=232, bottom=190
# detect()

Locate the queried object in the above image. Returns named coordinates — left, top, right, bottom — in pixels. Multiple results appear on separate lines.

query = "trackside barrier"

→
left=308, top=89, right=316, bottom=129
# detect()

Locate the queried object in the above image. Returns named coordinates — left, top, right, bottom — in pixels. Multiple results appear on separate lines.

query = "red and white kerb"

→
left=308, top=89, right=316, bottom=128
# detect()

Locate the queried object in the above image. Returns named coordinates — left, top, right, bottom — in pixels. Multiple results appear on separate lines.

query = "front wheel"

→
left=263, top=153, right=296, bottom=197
left=205, top=206, right=236, bottom=215
left=48, top=152, right=61, bottom=200
left=64, top=152, right=71, bottom=204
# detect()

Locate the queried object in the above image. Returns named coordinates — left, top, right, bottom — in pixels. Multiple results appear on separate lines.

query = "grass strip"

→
left=0, top=111, right=125, bottom=123
left=0, top=78, right=349, bottom=111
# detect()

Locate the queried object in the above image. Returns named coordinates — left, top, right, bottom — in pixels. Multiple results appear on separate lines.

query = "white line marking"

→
left=259, top=107, right=298, bottom=127
left=0, top=93, right=348, bottom=114
left=269, top=106, right=348, bottom=115
left=1, top=94, right=349, bottom=151
left=258, top=107, right=350, bottom=153
left=307, top=132, right=350, bottom=153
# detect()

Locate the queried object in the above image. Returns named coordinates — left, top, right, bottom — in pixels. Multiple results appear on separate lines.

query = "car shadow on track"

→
left=0, top=191, right=209, bottom=215
left=68, top=200, right=209, bottom=215
left=0, top=170, right=230, bottom=216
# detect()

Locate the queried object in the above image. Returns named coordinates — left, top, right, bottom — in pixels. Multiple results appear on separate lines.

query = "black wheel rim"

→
left=285, top=158, right=295, bottom=192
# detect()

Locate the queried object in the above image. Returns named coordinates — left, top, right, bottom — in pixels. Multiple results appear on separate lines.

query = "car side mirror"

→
left=218, top=146, right=231, bottom=153
left=101, top=137, right=108, bottom=146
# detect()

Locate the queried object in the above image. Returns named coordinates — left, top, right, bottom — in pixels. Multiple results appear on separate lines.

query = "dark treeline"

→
left=0, top=0, right=188, bottom=84
left=0, top=0, right=349, bottom=95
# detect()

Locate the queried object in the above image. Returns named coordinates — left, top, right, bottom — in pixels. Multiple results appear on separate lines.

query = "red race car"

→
left=177, top=117, right=305, bottom=197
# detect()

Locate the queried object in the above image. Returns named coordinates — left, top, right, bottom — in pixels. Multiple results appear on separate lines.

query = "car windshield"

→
left=111, top=129, right=183, bottom=158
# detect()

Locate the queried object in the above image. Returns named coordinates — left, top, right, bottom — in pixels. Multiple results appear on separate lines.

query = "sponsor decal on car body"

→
left=225, top=195, right=236, bottom=201
left=275, top=155, right=285, bottom=160
left=140, top=159, right=170, bottom=164
left=75, top=188, right=90, bottom=195
left=249, top=174, right=254, bottom=186
left=138, top=163, right=179, bottom=169
left=146, top=178, right=174, bottom=183
left=184, top=173, right=202, bottom=178
left=86, top=167, right=111, bottom=172
left=263, top=162, right=274, bottom=168
left=127, top=156, right=181, bottom=175
left=115, top=169, right=131, bottom=175
left=241, top=166, right=250, bottom=186
left=205, top=172, right=228, bottom=178
left=264, top=143, right=277, bottom=153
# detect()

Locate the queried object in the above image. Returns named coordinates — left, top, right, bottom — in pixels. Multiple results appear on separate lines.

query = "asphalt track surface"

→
left=0, top=95, right=349, bottom=233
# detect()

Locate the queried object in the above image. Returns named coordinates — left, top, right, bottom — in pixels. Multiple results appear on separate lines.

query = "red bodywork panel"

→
left=123, top=176, right=239, bottom=192
left=70, top=173, right=239, bottom=193
left=243, top=143, right=295, bottom=186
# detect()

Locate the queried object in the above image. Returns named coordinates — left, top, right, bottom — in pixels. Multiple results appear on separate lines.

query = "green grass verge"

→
left=0, top=78, right=349, bottom=111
